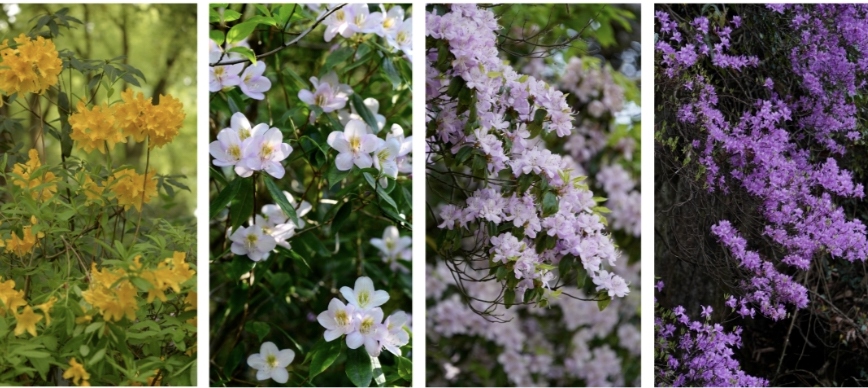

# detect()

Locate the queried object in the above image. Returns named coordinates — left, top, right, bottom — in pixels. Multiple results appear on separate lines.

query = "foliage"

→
left=426, top=4, right=641, bottom=386
left=0, top=6, right=196, bottom=386
left=208, top=3, right=413, bottom=386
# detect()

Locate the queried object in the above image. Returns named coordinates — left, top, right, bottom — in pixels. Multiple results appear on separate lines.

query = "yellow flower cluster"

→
left=0, top=277, right=55, bottom=337
left=136, top=251, right=196, bottom=303
left=68, top=101, right=127, bottom=154
left=81, top=252, right=194, bottom=323
left=63, top=358, right=91, bottom=386
left=0, top=34, right=62, bottom=96
left=12, top=148, right=58, bottom=201
left=0, top=215, right=43, bottom=258
left=107, top=168, right=157, bottom=212
left=115, top=89, right=186, bottom=149
left=80, top=175, right=105, bottom=205
left=81, top=263, right=138, bottom=322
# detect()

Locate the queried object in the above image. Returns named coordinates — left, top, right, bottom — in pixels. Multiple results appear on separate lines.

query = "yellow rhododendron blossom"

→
left=140, top=252, right=195, bottom=303
left=115, top=89, right=185, bottom=148
left=0, top=277, right=27, bottom=316
left=12, top=149, right=58, bottom=201
left=81, top=175, right=105, bottom=205
left=5, top=226, right=40, bottom=258
left=63, top=358, right=91, bottom=386
left=13, top=305, right=42, bottom=337
left=107, top=168, right=157, bottom=212
left=0, top=34, right=62, bottom=95
left=35, top=296, right=57, bottom=326
left=75, top=314, right=92, bottom=324
left=81, top=263, right=138, bottom=322
left=69, top=100, right=126, bottom=154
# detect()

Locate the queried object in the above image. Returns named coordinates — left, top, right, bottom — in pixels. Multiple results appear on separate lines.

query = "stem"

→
left=132, top=139, right=150, bottom=245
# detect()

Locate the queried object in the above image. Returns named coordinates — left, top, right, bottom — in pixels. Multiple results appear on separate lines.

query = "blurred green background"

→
left=0, top=4, right=197, bottom=218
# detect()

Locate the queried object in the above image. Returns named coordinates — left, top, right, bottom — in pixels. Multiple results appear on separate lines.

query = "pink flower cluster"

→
left=428, top=4, right=629, bottom=302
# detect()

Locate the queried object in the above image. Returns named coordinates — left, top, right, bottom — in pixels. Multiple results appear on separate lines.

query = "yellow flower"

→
left=75, top=314, right=92, bottom=324
left=140, top=252, right=195, bottom=303
left=12, top=149, right=58, bottom=201
left=69, top=100, right=126, bottom=154
left=81, top=263, right=138, bottom=322
left=106, top=168, right=157, bottom=212
left=115, top=89, right=185, bottom=149
left=184, top=291, right=197, bottom=312
left=13, top=305, right=42, bottom=337
left=63, top=358, right=91, bottom=386
left=4, top=226, right=41, bottom=257
left=0, top=34, right=62, bottom=95
left=35, top=296, right=57, bottom=326
left=0, top=277, right=27, bottom=316
left=81, top=175, right=105, bottom=205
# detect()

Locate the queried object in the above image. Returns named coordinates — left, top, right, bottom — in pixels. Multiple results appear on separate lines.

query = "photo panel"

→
left=208, top=3, right=413, bottom=386
left=425, top=4, right=641, bottom=386
left=0, top=3, right=198, bottom=386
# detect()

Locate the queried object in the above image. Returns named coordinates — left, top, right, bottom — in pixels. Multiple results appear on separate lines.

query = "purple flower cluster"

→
left=656, top=9, right=868, bottom=321
left=655, top=282, right=768, bottom=387
left=428, top=4, right=629, bottom=301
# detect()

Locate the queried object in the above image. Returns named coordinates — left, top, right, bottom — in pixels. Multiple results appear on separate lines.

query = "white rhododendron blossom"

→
left=209, top=39, right=273, bottom=99
left=297, top=71, right=352, bottom=113
left=370, top=225, right=411, bottom=272
left=317, top=276, right=409, bottom=357
left=229, top=223, right=277, bottom=262
left=247, top=341, right=295, bottom=384
left=209, top=112, right=293, bottom=179
left=327, top=119, right=384, bottom=170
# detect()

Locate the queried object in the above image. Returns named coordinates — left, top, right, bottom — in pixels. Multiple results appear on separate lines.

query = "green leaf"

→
left=209, top=30, right=225, bottom=45
left=346, top=348, right=373, bottom=387
left=89, top=348, right=106, bottom=365
left=331, top=201, right=352, bottom=232
left=227, top=20, right=258, bottom=44
left=542, top=191, right=559, bottom=217
left=503, top=288, right=516, bottom=308
left=221, top=9, right=242, bottom=22
left=226, top=46, right=257, bottom=65
left=597, top=292, right=612, bottom=311
left=229, top=177, right=255, bottom=234
left=210, top=177, right=243, bottom=219
left=351, top=94, right=380, bottom=134
left=244, top=321, right=271, bottom=343
left=324, top=46, right=354, bottom=72
left=309, top=339, right=342, bottom=380
left=396, top=356, right=412, bottom=381
left=264, top=176, right=299, bottom=226
left=327, top=162, right=351, bottom=190
left=15, top=350, right=50, bottom=358
left=381, top=56, right=401, bottom=89
left=85, top=321, right=104, bottom=334
left=527, top=109, right=547, bottom=138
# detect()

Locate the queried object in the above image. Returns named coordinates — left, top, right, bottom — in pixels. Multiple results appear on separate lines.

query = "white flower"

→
left=297, top=71, right=352, bottom=113
left=239, top=61, right=272, bottom=100
left=378, top=6, right=404, bottom=38
left=237, top=124, right=293, bottom=179
left=338, top=97, right=386, bottom=132
left=370, top=226, right=411, bottom=263
left=229, top=223, right=277, bottom=262
left=386, top=17, right=412, bottom=61
left=323, top=5, right=354, bottom=42
left=317, top=298, right=357, bottom=341
left=592, top=270, right=630, bottom=298
left=346, top=3, right=383, bottom=35
left=380, top=310, right=410, bottom=356
left=340, top=276, right=389, bottom=311
left=327, top=119, right=384, bottom=171
left=209, top=50, right=244, bottom=92
left=346, top=307, right=384, bottom=357
left=386, top=124, right=412, bottom=174
left=231, top=112, right=254, bottom=140
left=247, top=342, right=295, bottom=384
left=209, top=128, right=244, bottom=168
left=373, top=137, right=401, bottom=179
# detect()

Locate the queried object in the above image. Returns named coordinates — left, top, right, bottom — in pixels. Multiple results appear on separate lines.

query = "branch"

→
left=209, top=4, right=347, bottom=67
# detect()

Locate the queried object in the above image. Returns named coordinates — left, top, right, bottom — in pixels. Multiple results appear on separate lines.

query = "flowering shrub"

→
left=0, top=5, right=196, bottom=386
left=208, top=3, right=413, bottom=386
left=656, top=4, right=868, bottom=385
left=426, top=4, right=641, bottom=386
